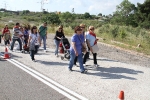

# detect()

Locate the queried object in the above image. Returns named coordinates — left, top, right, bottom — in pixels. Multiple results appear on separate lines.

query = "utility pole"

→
left=37, top=0, right=48, bottom=12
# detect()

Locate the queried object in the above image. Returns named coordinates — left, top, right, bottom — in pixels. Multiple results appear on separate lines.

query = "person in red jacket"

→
left=2, top=25, right=11, bottom=48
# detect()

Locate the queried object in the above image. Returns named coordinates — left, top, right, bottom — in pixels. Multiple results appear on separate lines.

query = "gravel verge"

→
left=47, top=34, right=150, bottom=67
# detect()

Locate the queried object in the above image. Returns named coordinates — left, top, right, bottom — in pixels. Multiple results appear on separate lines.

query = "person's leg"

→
left=30, top=50, right=35, bottom=60
left=93, top=53, right=97, bottom=65
left=74, top=56, right=78, bottom=65
left=34, top=45, right=39, bottom=54
left=83, top=52, right=88, bottom=64
left=68, top=51, right=76, bottom=70
left=4, top=40, right=7, bottom=48
left=54, top=39, right=60, bottom=55
left=17, top=38, right=22, bottom=51
left=7, top=40, right=10, bottom=48
left=43, top=36, right=47, bottom=50
left=10, top=39, right=16, bottom=50
left=78, top=53, right=85, bottom=72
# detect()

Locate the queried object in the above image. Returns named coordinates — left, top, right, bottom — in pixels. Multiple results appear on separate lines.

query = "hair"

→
left=80, top=23, right=85, bottom=27
left=31, top=26, right=37, bottom=33
left=16, top=22, right=20, bottom=26
left=23, top=26, right=28, bottom=30
left=44, top=22, right=47, bottom=24
left=58, top=25, right=64, bottom=33
left=4, top=24, right=8, bottom=29
left=89, top=26, right=94, bottom=30
left=74, top=26, right=82, bottom=33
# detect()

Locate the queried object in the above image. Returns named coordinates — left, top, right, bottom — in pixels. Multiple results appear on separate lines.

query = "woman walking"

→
left=2, top=25, right=11, bottom=48
left=54, top=25, right=65, bottom=57
left=68, top=26, right=87, bottom=73
left=28, top=26, right=41, bottom=61
left=86, top=26, right=99, bottom=67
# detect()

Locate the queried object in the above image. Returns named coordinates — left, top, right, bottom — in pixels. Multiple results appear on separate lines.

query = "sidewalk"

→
left=0, top=45, right=150, bottom=100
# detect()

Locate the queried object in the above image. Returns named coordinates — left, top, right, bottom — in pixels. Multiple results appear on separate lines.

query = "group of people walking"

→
left=0, top=22, right=48, bottom=61
left=53, top=24, right=99, bottom=74
left=0, top=22, right=99, bottom=74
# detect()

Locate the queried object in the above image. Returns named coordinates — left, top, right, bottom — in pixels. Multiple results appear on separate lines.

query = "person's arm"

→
left=27, top=35, right=32, bottom=46
left=62, top=32, right=65, bottom=38
left=86, top=39, right=93, bottom=53
left=38, top=34, right=41, bottom=46
left=72, top=42, right=78, bottom=56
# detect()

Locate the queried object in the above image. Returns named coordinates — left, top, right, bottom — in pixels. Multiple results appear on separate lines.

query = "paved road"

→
left=0, top=60, right=69, bottom=100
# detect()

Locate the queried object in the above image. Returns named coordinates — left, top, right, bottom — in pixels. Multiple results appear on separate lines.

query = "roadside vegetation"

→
left=0, top=0, right=150, bottom=55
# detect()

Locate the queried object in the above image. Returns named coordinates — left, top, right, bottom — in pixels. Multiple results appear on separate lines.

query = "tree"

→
left=83, top=12, right=92, bottom=19
left=135, top=0, right=150, bottom=28
left=59, top=12, right=75, bottom=23
left=98, top=13, right=102, bottom=16
left=112, top=0, right=136, bottom=26
left=42, top=13, right=61, bottom=25
left=21, top=10, right=30, bottom=15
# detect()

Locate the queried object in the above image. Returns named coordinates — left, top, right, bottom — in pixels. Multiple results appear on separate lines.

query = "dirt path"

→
left=47, top=34, right=150, bottom=67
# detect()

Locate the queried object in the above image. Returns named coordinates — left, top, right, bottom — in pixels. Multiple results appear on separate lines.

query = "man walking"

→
left=10, top=22, right=22, bottom=51
left=38, top=22, right=47, bottom=52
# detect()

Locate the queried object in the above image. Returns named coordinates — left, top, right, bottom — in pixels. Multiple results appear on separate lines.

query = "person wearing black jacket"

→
left=54, top=25, right=65, bottom=57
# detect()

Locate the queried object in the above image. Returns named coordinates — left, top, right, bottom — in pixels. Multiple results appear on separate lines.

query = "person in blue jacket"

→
left=68, top=26, right=87, bottom=73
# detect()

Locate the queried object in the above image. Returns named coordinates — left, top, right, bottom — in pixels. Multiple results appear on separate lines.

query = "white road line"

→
left=0, top=51, right=88, bottom=100
left=10, top=59, right=88, bottom=100
left=7, top=59, right=78, bottom=100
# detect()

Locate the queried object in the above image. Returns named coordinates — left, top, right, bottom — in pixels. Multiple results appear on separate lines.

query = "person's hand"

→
left=96, top=38, right=99, bottom=42
left=75, top=51, right=78, bottom=56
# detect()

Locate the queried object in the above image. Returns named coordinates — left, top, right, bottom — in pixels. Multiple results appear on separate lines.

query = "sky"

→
left=0, top=0, right=145, bottom=15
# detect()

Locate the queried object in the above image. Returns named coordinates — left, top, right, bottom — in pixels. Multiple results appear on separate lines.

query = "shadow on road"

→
left=36, top=60, right=69, bottom=66
left=86, top=66, right=143, bottom=80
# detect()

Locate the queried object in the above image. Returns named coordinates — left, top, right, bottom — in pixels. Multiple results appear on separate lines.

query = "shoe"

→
left=68, top=68, right=73, bottom=71
left=32, top=59, right=36, bottom=62
left=44, top=50, right=47, bottom=52
left=55, top=54, right=59, bottom=57
left=83, top=64, right=87, bottom=66
left=81, top=69, right=87, bottom=74
left=10, top=49, right=14, bottom=52
left=74, top=64, right=79, bottom=67
left=94, top=64, right=99, bottom=67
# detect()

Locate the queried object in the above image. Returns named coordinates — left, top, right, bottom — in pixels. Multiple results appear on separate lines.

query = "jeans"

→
left=40, top=35, right=46, bottom=50
left=30, top=45, right=39, bottom=60
left=69, top=52, right=85, bottom=72
left=54, top=39, right=60, bottom=55
left=34, top=45, right=39, bottom=54
left=11, top=38, right=22, bottom=50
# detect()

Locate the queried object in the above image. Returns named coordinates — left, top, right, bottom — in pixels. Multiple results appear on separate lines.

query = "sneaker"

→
left=55, top=54, right=59, bottom=57
left=68, top=68, right=73, bottom=71
left=44, top=50, right=47, bottom=52
left=83, top=64, right=87, bottom=66
left=81, top=69, right=87, bottom=74
left=74, top=64, right=79, bottom=67
left=32, top=60, right=36, bottom=62
left=94, top=64, right=99, bottom=67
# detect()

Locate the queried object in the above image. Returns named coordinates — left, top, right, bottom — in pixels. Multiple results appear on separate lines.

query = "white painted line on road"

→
left=11, top=59, right=88, bottom=100
left=0, top=51, right=88, bottom=100
left=7, top=59, right=78, bottom=100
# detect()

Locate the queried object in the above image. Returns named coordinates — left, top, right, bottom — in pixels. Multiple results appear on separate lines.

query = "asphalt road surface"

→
left=0, top=59, right=69, bottom=100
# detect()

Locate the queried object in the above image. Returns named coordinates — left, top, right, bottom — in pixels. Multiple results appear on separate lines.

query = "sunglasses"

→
left=59, top=28, right=62, bottom=29
left=90, top=29, right=94, bottom=30
left=81, top=27, right=85, bottom=28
